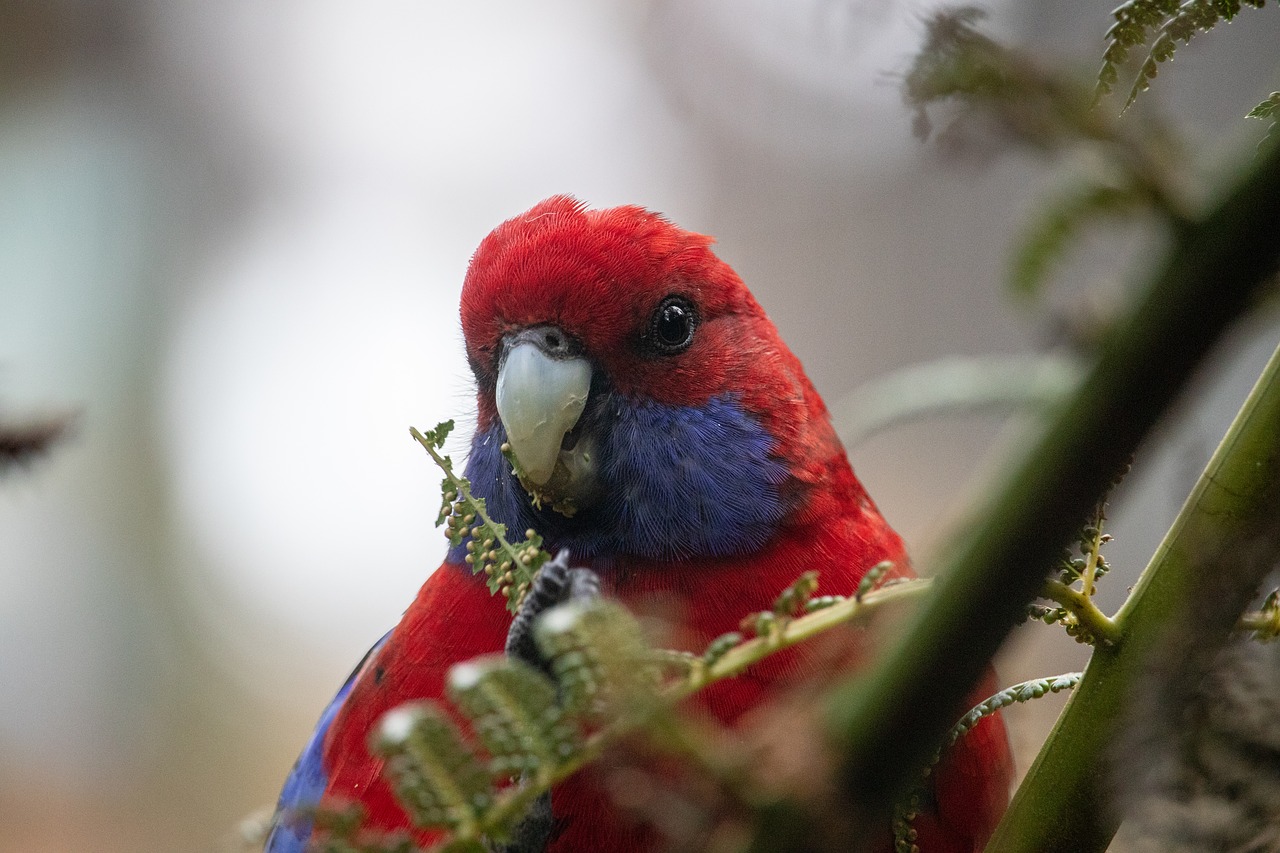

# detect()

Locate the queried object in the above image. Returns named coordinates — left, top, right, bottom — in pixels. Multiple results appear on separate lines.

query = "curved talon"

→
left=566, top=565, right=601, bottom=603
left=507, top=550, right=567, bottom=667
left=506, top=549, right=602, bottom=671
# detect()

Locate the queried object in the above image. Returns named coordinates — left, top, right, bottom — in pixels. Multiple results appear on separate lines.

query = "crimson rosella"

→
left=266, top=196, right=1014, bottom=852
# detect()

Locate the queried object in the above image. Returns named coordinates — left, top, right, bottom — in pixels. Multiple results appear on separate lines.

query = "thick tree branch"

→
left=823, top=136, right=1280, bottom=851
left=987, top=338, right=1280, bottom=852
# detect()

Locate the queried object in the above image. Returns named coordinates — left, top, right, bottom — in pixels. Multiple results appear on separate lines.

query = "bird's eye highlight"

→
left=647, top=296, right=698, bottom=355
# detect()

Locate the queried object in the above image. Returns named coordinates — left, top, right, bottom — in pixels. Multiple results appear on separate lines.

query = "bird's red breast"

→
left=287, top=196, right=1013, bottom=852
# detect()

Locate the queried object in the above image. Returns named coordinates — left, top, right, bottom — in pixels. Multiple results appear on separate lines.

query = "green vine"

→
left=892, top=673, right=1082, bottom=853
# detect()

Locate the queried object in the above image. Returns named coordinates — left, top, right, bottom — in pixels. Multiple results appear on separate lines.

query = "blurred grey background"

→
left=1, top=1, right=1277, bottom=849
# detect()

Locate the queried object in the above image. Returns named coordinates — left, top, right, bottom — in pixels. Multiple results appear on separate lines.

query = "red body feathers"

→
left=287, top=197, right=1013, bottom=852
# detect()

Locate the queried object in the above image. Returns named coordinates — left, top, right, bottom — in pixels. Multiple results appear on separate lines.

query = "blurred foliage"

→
left=302, top=573, right=933, bottom=852
left=904, top=7, right=1190, bottom=307
left=0, top=410, right=72, bottom=476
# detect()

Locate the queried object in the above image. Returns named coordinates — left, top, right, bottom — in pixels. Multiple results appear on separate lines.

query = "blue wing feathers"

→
left=265, top=632, right=391, bottom=853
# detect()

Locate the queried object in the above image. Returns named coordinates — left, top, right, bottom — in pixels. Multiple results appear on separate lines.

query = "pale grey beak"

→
left=496, top=328, right=592, bottom=489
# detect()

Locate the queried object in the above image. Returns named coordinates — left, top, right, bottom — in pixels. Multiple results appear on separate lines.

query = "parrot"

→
left=266, top=196, right=1014, bottom=853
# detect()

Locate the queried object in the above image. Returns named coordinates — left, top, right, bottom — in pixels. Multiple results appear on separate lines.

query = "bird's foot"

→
left=494, top=549, right=600, bottom=853
left=505, top=549, right=601, bottom=675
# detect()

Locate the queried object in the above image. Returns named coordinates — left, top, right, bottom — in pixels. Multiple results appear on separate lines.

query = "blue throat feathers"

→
left=450, top=393, right=789, bottom=566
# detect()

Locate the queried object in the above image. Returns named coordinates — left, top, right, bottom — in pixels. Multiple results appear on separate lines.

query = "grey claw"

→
left=505, top=549, right=601, bottom=674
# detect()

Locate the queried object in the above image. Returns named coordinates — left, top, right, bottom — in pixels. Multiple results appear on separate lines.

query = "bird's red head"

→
left=460, top=196, right=821, bottom=444
left=457, top=196, right=858, bottom=549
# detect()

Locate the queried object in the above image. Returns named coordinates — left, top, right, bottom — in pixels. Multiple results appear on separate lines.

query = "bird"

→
left=266, top=196, right=1013, bottom=852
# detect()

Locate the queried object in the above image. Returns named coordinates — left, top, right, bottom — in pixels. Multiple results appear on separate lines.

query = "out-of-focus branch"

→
left=0, top=413, right=73, bottom=476
left=987, top=338, right=1280, bottom=852
left=829, top=355, right=1082, bottom=449
left=820, top=134, right=1280, bottom=852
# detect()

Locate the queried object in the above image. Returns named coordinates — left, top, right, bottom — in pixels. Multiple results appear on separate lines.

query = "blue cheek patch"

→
left=451, top=394, right=788, bottom=563
left=265, top=632, right=391, bottom=853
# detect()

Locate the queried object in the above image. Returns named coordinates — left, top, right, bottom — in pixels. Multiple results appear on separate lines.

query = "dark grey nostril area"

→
left=503, top=324, right=582, bottom=361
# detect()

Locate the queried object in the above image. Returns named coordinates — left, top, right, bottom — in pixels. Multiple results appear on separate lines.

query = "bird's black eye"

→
left=647, top=295, right=698, bottom=355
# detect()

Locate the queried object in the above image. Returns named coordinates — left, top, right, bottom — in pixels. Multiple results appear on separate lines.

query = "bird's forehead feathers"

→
left=460, top=195, right=751, bottom=373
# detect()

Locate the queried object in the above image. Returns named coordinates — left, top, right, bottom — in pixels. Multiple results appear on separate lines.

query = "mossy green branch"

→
left=825, top=137, right=1280, bottom=852
left=987, top=337, right=1280, bottom=853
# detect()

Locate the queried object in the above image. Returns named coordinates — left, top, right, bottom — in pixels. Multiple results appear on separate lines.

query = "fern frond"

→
left=905, top=7, right=1094, bottom=151
left=535, top=599, right=658, bottom=722
left=1248, top=91, right=1280, bottom=142
left=446, top=657, right=583, bottom=783
left=1247, top=91, right=1280, bottom=119
left=310, top=574, right=931, bottom=850
left=1096, top=0, right=1271, bottom=109
left=411, top=423, right=550, bottom=612
left=1096, top=0, right=1194, bottom=102
left=893, top=673, right=1082, bottom=853
left=370, top=704, right=493, bottom=835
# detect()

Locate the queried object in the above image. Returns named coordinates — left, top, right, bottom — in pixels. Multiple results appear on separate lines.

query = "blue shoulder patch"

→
left=265, top=632, right=391, bottom=853
left=453, top=393, right=788, bottom=564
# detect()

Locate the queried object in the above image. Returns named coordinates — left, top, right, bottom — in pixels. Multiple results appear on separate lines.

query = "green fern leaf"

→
left=894, top=673, right=1083, bottom=853
left=1248, top=91, right=1280, bottom=142
left=948, top=673, right=1082, bottom=748
left=1097, top=0, right=1180, bottom=99
left=445, top=656, right=583, bottom=782
left=369, top=703, right=493, bottom=835
left=1102, top=0, right=1273, bottom=109
left=534, top=600, right=655, bottom=722
left=1247, top=92, right=1280, bottom=118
